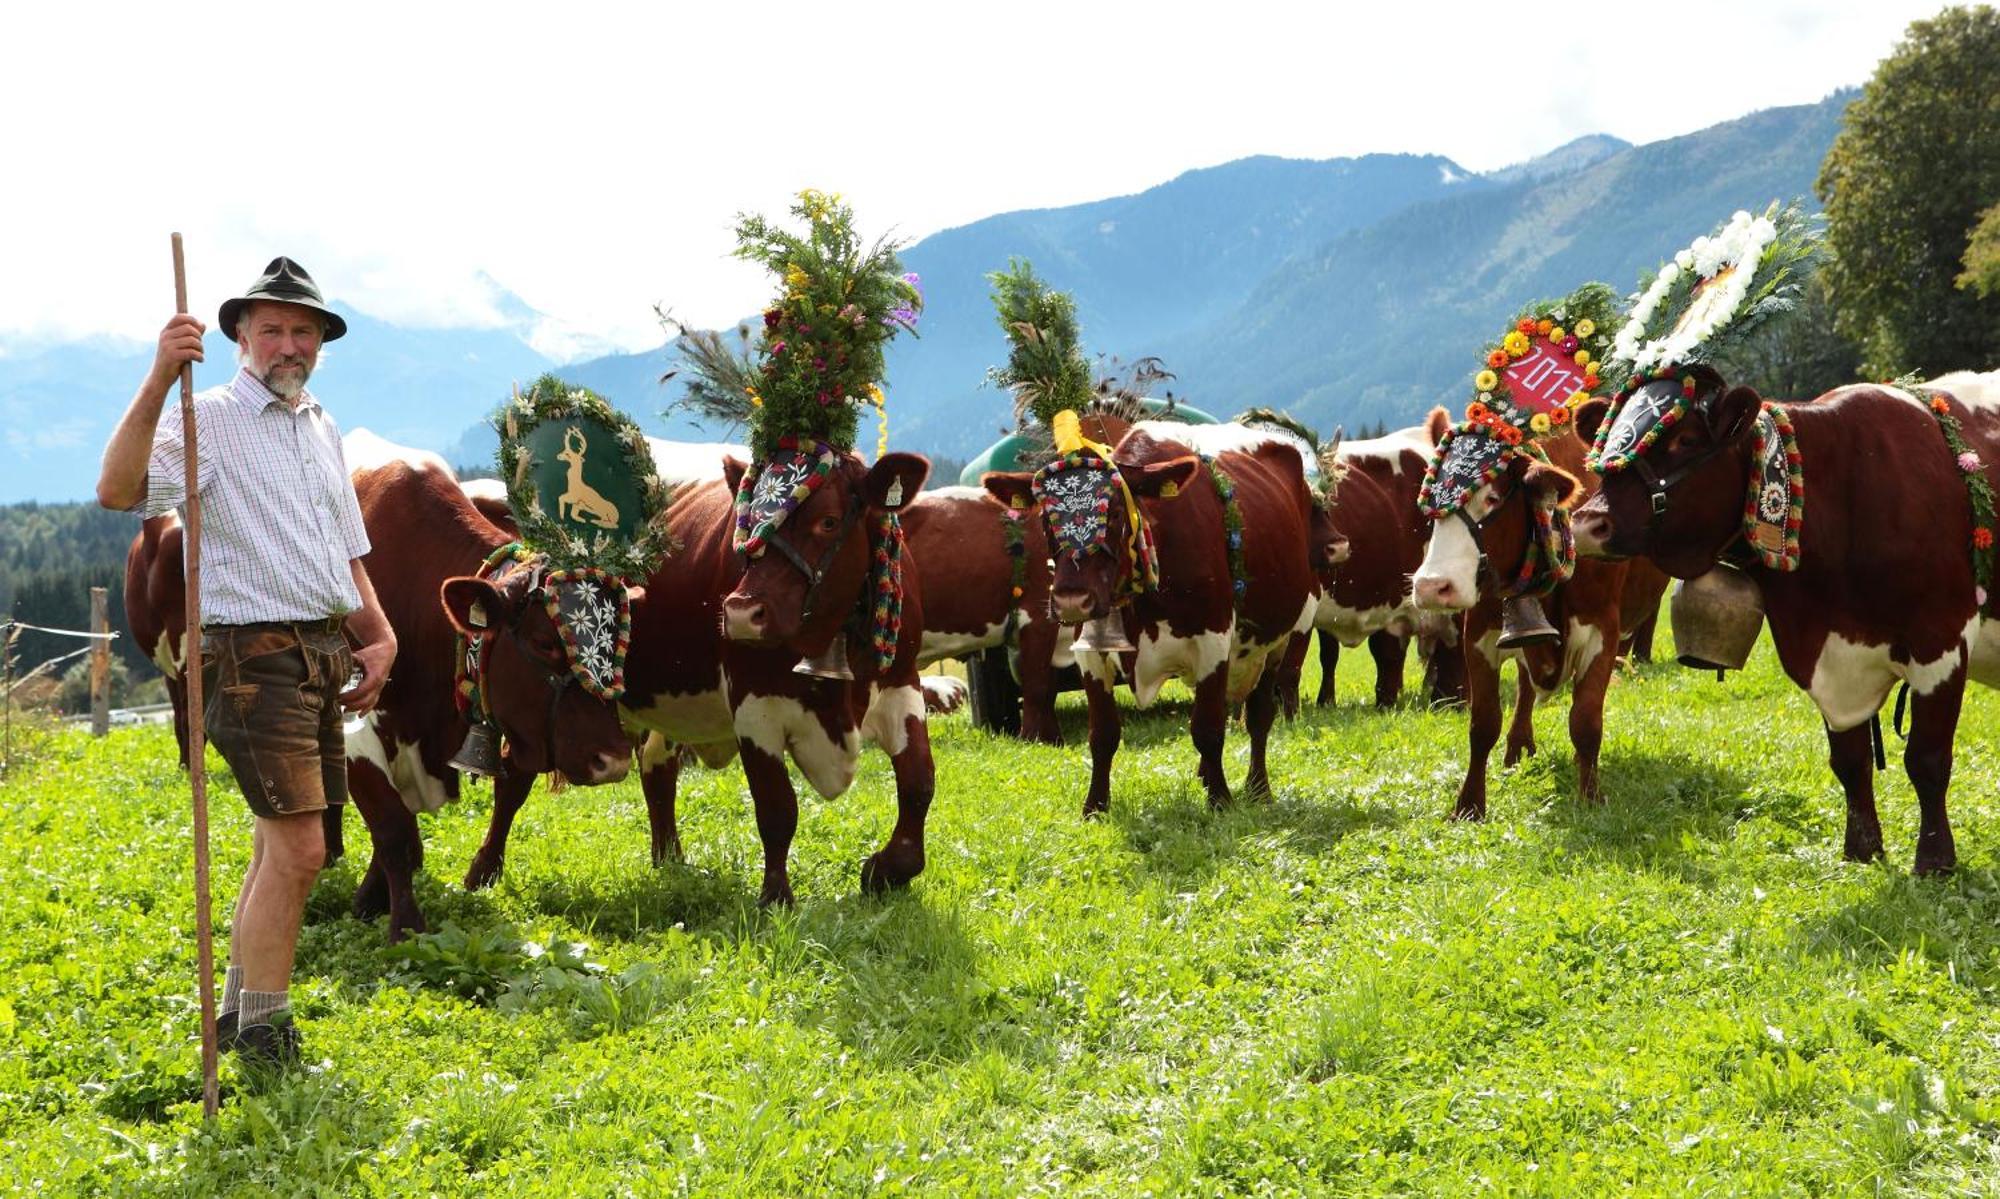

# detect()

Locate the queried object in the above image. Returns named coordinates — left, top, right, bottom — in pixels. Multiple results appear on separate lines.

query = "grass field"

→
left=5, top=622, right=2000, bottom=1196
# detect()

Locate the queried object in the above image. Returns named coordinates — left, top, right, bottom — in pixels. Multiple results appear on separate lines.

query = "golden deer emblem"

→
left=556, top=425, right=620, bottom=529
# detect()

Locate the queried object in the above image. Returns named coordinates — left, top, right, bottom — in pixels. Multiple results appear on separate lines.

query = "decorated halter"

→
left=1588, top=204, right=1821, bottom=571
left=732, top=435, right=906, bottom=672
left=452, top=543, right=634, bottom=775
left=1417, top=286, right=1623, bottom=599
left=1030, top=410, right=1159, bottom=600
left=1915, top=386, right=1998, bottom=615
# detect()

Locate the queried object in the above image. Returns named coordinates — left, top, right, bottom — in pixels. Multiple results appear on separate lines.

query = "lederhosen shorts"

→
left=199, top=619, right=352, bottom=819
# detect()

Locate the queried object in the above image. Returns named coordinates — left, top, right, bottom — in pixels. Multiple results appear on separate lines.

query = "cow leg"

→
left=1502, top=661, right=1538, bottom=766
left=1624, top=607, right=1657, bottom=665
left=1826, top=722, right=1885, bottom=864
left=346, top=760, right=427, bottom=941
left=1192, top=667, right=1233, bottom=810
left=464, top=771, right=536, bottom=890
left=639, top=737, right=684, bottom=865
left=1568, top=628, right=1617, bottom=805
left=1315, top=632, right=1341, bottom=707
left=861, top=709, right=934, bottom=893
left=1081, top=665, right=1122, bottom=817
left=1425, top=634, right=1468, bottom=709
left=1273, top=632, right=1307, bottom=721
left=1452, top=636, right=1501, bottom=821
left=1904, top=673, right=1964, bottom=876
left=1017, top=620, right=1064, bottom=746
left=1243, top=666, right=1279, bottom=799
left=1368, top=630, right=1407, bottom=708
left=737, top=741, right=798, bottom=907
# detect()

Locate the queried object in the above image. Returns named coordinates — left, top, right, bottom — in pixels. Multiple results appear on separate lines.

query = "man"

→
left=96, top=257, right=396, bottom=1068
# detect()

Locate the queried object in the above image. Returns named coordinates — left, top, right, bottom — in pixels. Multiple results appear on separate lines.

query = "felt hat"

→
left=218, top=256, right=347, bottom=342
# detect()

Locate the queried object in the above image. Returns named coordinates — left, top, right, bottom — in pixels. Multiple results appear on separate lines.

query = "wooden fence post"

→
left=90, top=587, right=110, bottom=737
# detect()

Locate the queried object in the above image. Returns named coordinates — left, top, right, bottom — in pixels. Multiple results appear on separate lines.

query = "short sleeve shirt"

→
left=139, top=367, right=370, bottom=624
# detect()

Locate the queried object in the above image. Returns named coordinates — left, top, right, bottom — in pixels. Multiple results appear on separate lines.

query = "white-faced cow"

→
left=983, top=419, right=1334, bottom=815
left=1412, top=410, right=1632, bottom=818
left=1575, top=367, right=2000, bottom=873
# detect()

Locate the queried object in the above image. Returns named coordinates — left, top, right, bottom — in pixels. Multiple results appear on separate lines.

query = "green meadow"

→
left=5, top=624, right=2000, bottom=1196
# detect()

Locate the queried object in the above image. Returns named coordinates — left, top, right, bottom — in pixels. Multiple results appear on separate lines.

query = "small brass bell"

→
left=793, top=631, right=855, bottom=680
left=1071, top=608, right=1136, bottom=653
left=1496, top=594, right=1560, bottom=649
left=449, top=719, right=504, bottom=778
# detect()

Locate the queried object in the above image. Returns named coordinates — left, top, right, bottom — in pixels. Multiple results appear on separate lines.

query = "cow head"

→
left=1572, top=366, right=1760, bottom=577
left=983, top=451, right=1198, bottom=625
left=720, top=451, right=930, bottom=652
left=441, top=568, right=633, bottom=784
left=1413, top=450, right=1581, bottom=611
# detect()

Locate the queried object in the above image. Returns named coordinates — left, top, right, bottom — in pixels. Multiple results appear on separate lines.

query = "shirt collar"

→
left=228, top=366, right=321, bottom=415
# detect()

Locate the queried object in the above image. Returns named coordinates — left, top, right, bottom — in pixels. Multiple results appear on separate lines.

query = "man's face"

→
left=237, top=301, right=323, bottom=400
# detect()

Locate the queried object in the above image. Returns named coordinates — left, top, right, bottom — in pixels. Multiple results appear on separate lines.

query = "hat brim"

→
left=218, top=296, right=347, bottom=343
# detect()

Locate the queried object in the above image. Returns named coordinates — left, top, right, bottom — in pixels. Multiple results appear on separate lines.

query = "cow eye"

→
left=817, top=514, right=840, bottom=535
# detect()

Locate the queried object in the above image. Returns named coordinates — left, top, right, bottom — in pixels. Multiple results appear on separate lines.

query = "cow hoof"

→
left=463, top=855, right=502, bottom=892
left=1449, top=802, right=1487, bottom=822
left=651, top=837, right=684, bottom=867
left=1206, top=788, right=1234, bottom=811
left=1914, top=847, right=1957, bottom=877
left=351, top=868, right=389, bottom=921
left=1081, top=795, right=1110, bottom=820
left=860, top=849, right=922, bottom=894
left=758, top=879, right=796, bottom=908
left=1244, top=773, right=1272, bottom=802
left=384, top=911, right=428, bottom=945
left=1841, top=838, right=1886, bottom=864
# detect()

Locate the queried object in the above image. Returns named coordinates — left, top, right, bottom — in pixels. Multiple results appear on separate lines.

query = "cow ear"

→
left=981, top=470, right=1035, bottom=511
left=865, top=452, right=930, bottom=511
left=1121, top=454, right=1201, bottom=499
left=1715, top=387, right=1763, bottom=444
left=1521, top=459, right=1583, bottom=509
left=441, top=576, right=509, bottom=636
left=1572, top=397, right=1611, bottom=445
left=721, top=455, right=749, bottom=496
left=1425, top=406, right=1453, bottom=446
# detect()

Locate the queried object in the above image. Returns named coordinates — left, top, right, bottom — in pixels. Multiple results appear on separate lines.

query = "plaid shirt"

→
left=139, top=368, right=371, bottom=625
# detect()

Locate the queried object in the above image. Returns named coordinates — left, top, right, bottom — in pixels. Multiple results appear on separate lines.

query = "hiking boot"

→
left=232, top=1015, right=303, bottom=1070
left=215, top=1009, right=239, bottom=1049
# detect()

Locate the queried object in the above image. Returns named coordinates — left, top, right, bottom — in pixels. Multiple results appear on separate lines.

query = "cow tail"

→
left=1892, top=681, right=1911, bottom=743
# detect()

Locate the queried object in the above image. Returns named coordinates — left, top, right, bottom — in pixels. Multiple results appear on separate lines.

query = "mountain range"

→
left=0, top=92, right=1850, bottom=503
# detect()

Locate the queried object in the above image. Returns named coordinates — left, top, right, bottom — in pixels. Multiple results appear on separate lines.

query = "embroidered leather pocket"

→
left=223, top=683, right=258, bottom=718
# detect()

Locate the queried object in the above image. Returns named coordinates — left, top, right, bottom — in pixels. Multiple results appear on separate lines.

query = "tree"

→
left=1961, top=201, right=2000, bottom=298
left=1816, top=5, right=2000, bottom=375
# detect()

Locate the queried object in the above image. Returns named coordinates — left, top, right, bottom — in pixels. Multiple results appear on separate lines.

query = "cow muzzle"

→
left=586, top=749, right=632, bottom=784
left=1050, top=588, right=1100, bottom=626
left=1571, top=504, right=1627, bottom=560
left=722, top=594, right=776, bottom=643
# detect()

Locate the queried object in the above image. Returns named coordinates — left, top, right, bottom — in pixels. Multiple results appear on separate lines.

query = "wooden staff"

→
left=174, top=233, right=220, bottom=1118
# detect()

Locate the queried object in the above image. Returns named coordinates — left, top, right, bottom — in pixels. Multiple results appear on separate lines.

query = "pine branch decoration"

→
left=985, top=258, right=1094, bottom=431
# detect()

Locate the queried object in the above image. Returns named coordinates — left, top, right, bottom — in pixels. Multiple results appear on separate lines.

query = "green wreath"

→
left=493, top=374, right=677, bottom=581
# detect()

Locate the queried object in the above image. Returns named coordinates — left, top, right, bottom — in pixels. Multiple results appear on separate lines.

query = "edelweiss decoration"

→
left=1585, top=203, right=1821, bottom=572
left=676, top=190, right=923, bottom=672
left=1030, top=410, right=1159, bottom=600
left=1416, top=283, right=1625, bottom=598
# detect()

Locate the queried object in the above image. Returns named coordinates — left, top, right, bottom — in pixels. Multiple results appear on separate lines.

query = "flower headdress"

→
left=1418, top=283, right=1625, bottom=521
left=986, top=258, right=1095, bottom=433
left=1588, top=202, right=1821, bottom=473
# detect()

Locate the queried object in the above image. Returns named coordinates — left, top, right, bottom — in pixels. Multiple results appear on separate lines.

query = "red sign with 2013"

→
left=1504, top=337, right=1587, bottom=415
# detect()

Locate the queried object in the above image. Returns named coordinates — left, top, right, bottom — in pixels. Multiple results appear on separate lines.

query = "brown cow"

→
left=123, top=446, right=634, bottom=940
left=1575, top=368, right=2000, bottom=874
left=472, top=451, right=937, bottom=908
left=984, top=421, right=1328, bottom=815
left=898, top=485, right=1062, bottom=743
left=1411, top=412, right=1631, bottom=817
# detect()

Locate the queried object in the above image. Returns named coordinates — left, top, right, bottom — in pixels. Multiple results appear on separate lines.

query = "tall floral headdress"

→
left=1587, top=202, right=1821, bottom=473
left=986, top=258, right=1094, bottom=434
left=669, top=191, right=924, bottom=670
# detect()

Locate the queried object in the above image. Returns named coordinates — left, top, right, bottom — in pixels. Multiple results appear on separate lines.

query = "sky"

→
left=0, top=0, right=1954, bottom=359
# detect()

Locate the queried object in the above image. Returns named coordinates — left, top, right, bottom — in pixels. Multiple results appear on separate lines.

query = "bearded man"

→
left=96, top=257, right=396, bottom=1068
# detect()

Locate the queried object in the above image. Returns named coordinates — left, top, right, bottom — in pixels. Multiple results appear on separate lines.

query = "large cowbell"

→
left=1071, top=608, right=1134, bottom=653
left=1497, top=594, right=1560, bottom=649
left=449, top=719, right=504, bottom=778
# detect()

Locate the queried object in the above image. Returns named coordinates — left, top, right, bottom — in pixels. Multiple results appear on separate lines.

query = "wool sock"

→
left=220, top=965, right=244, bottom=1016
left=237, top=988, right=289, bottom=1029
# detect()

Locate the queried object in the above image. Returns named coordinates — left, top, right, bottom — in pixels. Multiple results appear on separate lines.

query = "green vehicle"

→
left=954, top=397, right=1221, bottom=733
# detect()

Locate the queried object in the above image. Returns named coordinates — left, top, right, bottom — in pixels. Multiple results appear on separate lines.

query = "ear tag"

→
left=467, top=600, right=488, bottom=629
left=1159, top=481, right=1179, bottom=498
left=885, top=478, right=905, bottom=508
